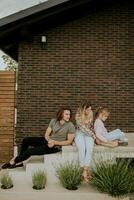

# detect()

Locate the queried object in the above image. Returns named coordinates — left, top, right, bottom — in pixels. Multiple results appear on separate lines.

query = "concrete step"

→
left=24, top=155, right=44, bottom=164
left=26, top=163, right=45, bottom=177
left=25, top=155, right=44, bottom=174
left=43, top=152, right=62, bottom=183
left=62, top=133, right=134, bottom=160
left=25, top=152, right=77, bottom=183
left=25, top=153, right=62, bottom=181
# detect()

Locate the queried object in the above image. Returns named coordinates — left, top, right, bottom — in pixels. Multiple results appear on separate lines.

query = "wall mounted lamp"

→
left=41, top=35, right=47, bottom=49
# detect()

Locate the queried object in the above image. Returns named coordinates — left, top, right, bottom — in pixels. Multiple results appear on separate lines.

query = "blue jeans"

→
left=104, top=129, right=127, bottom=141
left=75, top=130, right=94, bottom=167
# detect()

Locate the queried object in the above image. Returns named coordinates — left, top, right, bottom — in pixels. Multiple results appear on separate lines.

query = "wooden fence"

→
left=0, top=71, right=15, bottom=163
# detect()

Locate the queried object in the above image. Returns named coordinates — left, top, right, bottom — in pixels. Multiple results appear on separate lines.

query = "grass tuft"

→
left=56, top=162, right=82, bottom=190
left=32, top=170, right=47, bottom=190
left=90, top=159, right=134, bottom=198
left=0, top=173, right=13, bottom=189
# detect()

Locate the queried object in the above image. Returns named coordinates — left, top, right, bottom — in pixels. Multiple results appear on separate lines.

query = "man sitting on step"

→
left=1, top=107, right=75, bottom=169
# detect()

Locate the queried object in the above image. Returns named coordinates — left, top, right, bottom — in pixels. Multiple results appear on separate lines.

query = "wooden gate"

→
left=0, top=71, right=15, bottom=163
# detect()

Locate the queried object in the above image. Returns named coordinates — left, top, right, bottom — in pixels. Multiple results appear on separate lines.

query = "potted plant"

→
left=32, top=170, right=47, bottom=190
left=0, top=173, right=13, bottom=189
left=56, top=162, right=82, bottom=190
left=90, top=159, right=133, bottom=198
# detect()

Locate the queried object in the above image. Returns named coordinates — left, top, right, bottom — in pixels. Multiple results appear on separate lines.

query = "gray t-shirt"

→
left=48, top=118, right=75, bottom=141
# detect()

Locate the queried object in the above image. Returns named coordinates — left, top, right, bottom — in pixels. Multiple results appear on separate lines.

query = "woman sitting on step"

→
left=75, top=101, right=96, bottom=182
left=1, top=107, right=75, bottom=169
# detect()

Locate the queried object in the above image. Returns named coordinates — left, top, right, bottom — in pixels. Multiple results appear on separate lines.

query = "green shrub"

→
left=32, top=170, right=47, bottom=190
left=0, top=174, right=13, bottom=189
left=129, top=166, right=134, bottom=194
left=90, top=159, right=133, bottom=198
left=56, top=162, right=82, bottom=190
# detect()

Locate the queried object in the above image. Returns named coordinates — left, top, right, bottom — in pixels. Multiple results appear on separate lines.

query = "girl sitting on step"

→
left=94, top=107, right=128, bottom=147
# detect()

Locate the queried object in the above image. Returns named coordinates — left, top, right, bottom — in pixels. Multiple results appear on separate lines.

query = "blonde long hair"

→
left=75, top=101, right=93, bottom=123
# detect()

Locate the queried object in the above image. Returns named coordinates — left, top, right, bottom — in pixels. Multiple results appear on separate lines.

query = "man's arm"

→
left=44, top=127, right=52, bottom=142
left=48, top=133, right=75, bottom=147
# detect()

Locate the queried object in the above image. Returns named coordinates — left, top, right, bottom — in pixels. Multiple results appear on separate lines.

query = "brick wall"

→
left=0, top=71, right=15, bottom=163
left=16, top=1, right=134, bottom=145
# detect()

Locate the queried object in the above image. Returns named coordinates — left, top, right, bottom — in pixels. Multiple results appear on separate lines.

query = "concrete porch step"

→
left=26, top=152, right=62, bottom=183
left=24, top=155, right=45, bottom=176
left=62, top=133, right=134, bottom=159
left=26, top=163, right=45, bottom=177
left=24, top=155, right=44, bottom=164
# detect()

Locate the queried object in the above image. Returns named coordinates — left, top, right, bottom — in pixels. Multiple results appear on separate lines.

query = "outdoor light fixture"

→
left=41, top=35, right=47, bottom=49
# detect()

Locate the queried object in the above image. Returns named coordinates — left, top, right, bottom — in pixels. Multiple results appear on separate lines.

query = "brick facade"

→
left=16, top=1, right=134, bottom=145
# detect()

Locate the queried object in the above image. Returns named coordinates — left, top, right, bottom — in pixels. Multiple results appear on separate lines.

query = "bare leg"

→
left=98, top=141, right=118, bottom=148
left=82, top=166, right=92, bottom=182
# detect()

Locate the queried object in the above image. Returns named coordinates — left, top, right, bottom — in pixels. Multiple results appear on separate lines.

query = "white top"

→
left=94, top=118, right=108, bottom=142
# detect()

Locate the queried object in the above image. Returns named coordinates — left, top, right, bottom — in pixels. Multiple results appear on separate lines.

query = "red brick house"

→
left=0, top=0, right=134, bottom=149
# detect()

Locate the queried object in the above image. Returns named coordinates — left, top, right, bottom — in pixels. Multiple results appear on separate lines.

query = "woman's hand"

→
left=92, top=134, right=96, bottom=140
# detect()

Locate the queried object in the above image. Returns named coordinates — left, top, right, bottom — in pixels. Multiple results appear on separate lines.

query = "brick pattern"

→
left=0, top=71, right=15, bottom=163
left=16, top=2, right=134, bottom=145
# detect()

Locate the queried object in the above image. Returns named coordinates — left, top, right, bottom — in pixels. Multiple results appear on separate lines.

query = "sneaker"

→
left=118, top=141, right=128, bottom=146
left=1, top=162, right=23, bottom=169
left=1, top=162, right=12, bottom=169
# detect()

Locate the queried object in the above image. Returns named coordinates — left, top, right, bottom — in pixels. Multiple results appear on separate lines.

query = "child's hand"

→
left=95, top=138, right=102, bottom=145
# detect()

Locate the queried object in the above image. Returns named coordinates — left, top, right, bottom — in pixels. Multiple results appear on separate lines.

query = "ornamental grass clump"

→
left=56, top=162, right=82, bottom=190
left=32, top=170, right=47, bottom=190
left=90, top=159, right=133, bottom=198
left=128, top=162, right=134, bottom=194
left=0, top=174, right=13, bottom=189
left=130, top=174, right=134, bottom=194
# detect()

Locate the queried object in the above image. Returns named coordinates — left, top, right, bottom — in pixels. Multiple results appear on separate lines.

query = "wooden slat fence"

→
left=0, top=71, right=15, bottom=163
